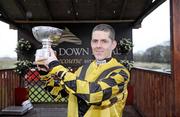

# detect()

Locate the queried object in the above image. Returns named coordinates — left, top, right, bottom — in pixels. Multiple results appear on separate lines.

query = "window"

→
left=133, top=0, right=170, bottom=73
left=0, top=21, right=17, bottom=69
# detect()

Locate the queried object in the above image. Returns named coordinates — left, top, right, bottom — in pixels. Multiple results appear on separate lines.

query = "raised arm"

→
left=48, top=65, right=129, bottom=106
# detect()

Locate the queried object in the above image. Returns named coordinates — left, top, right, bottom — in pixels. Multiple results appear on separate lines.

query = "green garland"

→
left=15, top=38, right=33, bottom=76
left=119, top=38, right=133, bottom=53
left=118, top=38, right=134, bottom=70
left=14, top=60, right=33, bottom=76
left=16, top=38, right=32, bottom=53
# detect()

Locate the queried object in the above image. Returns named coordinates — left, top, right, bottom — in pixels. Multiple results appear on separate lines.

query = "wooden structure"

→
left=1, top=0, right=180, bottom=116
left=0, top=69, right=20, bottom=110
left=131, top=68, right=173, bottom=116
left=172, top=0, right=180, bottom=116
left=0, top=0, right=166, bottom=48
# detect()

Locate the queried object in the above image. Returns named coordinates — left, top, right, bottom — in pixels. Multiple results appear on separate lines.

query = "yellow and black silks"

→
left=42, top=58, right=130, bottom=117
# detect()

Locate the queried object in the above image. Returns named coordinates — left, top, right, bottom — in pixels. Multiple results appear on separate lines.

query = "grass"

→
left=0, top=59, right=17, bottom=69
left=134, top=62, right=171, bottom=72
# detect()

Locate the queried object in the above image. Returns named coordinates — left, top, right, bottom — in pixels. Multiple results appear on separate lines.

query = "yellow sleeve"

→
left=44, top=65, right=130, bottom=106
left=42, top=65, right=81, bottom=100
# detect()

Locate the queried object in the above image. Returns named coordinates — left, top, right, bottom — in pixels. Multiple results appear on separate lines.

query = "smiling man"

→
left=36, top=24, right=130, bottom=117
left=91, top=25, right=117, bottom=60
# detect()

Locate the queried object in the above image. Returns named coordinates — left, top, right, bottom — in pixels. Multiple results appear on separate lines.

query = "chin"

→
left=95, top=56, right=105, bottom=60
left=94, top=54, right=109, bottom=60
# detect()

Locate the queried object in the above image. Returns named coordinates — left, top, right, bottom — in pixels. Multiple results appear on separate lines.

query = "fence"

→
left=131, top=68, right=174, bottom=117
left=0, top=68, right=67, bottom=111
left=24, top=69, right=67, bottom=103
left=0, top=68, right=174, bottom=116
left=0, top=69, right=20, bottom=110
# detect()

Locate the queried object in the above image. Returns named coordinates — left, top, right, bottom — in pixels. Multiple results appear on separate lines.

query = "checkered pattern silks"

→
left=63, top=67, right=129, bottom=107
left=42, top=75, right=64, bottom=101
left=42, top=58, right=130, bottom=107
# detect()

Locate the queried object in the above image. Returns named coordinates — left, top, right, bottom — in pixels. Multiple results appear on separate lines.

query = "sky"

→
left=0, top=0, right=169, bottom=58
left=133, top=0, right=170, bottom=53
left=0, top=22, right=17, bottom=58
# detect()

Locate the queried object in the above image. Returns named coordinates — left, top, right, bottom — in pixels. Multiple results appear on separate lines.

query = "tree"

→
left=133, top=41, right=170, bottom=64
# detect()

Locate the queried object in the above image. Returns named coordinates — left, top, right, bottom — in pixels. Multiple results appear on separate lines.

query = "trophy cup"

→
left=32, top=26, right=63, bottom=64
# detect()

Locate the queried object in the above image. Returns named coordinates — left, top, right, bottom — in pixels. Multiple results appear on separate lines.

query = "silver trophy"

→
left=32, top=26, right=63, bottom=64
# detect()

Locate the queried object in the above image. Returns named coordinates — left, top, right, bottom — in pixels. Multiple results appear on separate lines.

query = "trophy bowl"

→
left=32, top=26, right=63, bottom=45
left=32, top=26, right=63, bottom=64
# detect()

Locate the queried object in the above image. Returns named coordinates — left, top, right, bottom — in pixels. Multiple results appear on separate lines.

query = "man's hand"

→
left=35, top=48, right=58, bottom=72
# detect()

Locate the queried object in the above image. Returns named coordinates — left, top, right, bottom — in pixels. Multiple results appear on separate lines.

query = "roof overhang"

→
left=0, top=0, right=166, bottom=28
left=0, top=0, right=167, bottom=47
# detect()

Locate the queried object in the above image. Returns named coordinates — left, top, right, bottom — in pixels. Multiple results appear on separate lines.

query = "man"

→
left=36, top=24, right=130, bottom=117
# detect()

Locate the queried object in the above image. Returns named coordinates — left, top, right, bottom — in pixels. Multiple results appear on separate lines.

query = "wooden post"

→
left=172, top=0, right=180, bottom=116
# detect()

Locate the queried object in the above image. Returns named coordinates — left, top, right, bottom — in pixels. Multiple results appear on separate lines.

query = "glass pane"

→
left=133, top=0, right=171, bottom=73
left=0, top=21, right=17, bottom=69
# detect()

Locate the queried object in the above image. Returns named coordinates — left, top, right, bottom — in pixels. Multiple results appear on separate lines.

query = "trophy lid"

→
left=32, top=26, right=63, bottom=43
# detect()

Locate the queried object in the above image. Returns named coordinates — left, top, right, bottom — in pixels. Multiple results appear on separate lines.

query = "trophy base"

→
left=34, top=59, right=47, bottom=65
left=35, top=48, right=49, bottom=65
left=34, top=60, right=49, bottom=72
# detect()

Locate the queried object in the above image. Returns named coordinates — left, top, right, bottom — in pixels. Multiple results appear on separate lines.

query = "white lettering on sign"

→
left=113, top=48, right=121, bottom=55
left=59, top=47, right=122, bottom=57
left=59, top=59, right=83, bottom=64
left=59, top=48, right=90, bottom=56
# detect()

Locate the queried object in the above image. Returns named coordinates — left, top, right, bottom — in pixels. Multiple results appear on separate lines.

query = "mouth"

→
left=95, top=51, right=103, bottom=54
left=96, top=50, right=103, bottom=52
left=93, top=48, right=104, bottom=55
left=94, top=49, right=104, bottom=52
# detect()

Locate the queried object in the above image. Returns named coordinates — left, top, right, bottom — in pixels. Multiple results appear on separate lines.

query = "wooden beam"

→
left=71, top=0, right=78, bottom=20
left=133, top=0, right=166, bottom=28
left=14, top=19, right=135, bottom=24
left=95, top=0, right=100, bottom=20
left=40, top=0, right=53, bottom=20
left=118, top=0, right=127, bottom=20
left=0, top=2, right=11, bottom=21
left=14, top=0, right=27, bottom=18
left=172, top=0, right=180, bottom=116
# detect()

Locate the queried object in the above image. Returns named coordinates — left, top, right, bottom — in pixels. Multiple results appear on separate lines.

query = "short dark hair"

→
left=92, top=24, right=115, bottom=40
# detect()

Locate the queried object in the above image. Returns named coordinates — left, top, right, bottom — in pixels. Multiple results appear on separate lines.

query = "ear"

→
left=112, top=40, right=117, bottom=50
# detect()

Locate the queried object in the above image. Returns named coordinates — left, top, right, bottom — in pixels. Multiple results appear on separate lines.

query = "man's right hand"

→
left=35, top=48, right=58, bottom=72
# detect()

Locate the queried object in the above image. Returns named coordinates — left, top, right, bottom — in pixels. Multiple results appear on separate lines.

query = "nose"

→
left=96, top=41, right=102, bottom=48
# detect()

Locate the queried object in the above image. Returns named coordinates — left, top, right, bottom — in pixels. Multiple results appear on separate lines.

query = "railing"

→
left=131, top=67, right=174, bottom=117
left=0, top=69, right=20, bottom=110
left=0, top=68, right=175, bottom=117
left=0, top=68, right=67, bottom=111
left=25, top=69, right=67, bottom=103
